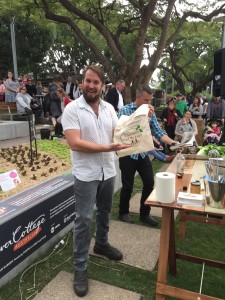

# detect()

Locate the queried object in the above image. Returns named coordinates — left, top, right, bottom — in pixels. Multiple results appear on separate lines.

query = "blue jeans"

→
left=73, top=176, right=115, bottom=271
left=148, top=150, right=167, bottom=162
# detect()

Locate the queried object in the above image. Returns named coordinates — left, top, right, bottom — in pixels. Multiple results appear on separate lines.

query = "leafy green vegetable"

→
left=197, top=145, right=225, bottom=156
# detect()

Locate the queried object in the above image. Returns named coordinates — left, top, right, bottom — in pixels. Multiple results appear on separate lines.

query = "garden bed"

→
left=0, top=141, right=71, bottom=201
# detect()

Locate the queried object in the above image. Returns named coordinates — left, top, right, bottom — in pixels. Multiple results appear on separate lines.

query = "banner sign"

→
left=0, top=174, right=75, bottom=280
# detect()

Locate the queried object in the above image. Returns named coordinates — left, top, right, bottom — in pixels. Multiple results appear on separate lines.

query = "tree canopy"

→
left=0, top=15, right=53, bottom=79
left=158, top=21, right=222, bottom=96
left=0, top=0, right=225, bottom=100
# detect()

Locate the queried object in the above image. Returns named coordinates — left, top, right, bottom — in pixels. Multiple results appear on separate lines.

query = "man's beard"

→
left=82, top=89, right=100, bottom=104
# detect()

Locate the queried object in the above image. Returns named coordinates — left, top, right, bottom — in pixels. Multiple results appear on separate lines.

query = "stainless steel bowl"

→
left=210, top=158, right=225, bottom=176
left=204, top=176, right=225, bottom=209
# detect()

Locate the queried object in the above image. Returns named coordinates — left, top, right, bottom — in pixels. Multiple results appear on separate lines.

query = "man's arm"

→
left=160, top=134, right=178, bottom=146
left=16, top=95, right=30, bottom=108
left=150, top=113, right=178, bottom=146
left=64, top=129, right=130, bottom=153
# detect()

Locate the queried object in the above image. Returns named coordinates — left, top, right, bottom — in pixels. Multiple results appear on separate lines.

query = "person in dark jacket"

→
left=160, top=98, right=182, bottom=140
left=105, top=79, right=125, bottom=112
left=49, top=75, right=64, bottom=135
left=63, top=75, right=74, bottom=99
left=25, top=78, right=37, bottom=97
left=206, top=94, right=225, bottom=122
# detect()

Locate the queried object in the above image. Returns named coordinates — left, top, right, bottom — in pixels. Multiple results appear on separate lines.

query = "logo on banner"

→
left=0, top=214, right=46, bottom=253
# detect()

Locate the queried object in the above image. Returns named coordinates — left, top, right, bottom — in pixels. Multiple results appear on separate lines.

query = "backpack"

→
left=54, top=122, right=63, bottom=137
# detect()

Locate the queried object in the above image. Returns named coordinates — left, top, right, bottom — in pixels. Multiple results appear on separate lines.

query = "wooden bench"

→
left=0, top=102, right=26, bottom=121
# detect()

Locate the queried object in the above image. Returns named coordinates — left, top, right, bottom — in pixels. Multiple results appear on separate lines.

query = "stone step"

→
left=90, top=220, right=160, bottom=271
left=34, top=271, right=141, bottom=300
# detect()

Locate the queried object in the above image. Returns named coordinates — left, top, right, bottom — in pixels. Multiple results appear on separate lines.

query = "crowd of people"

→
left=0, top=72, right=83, bottom=133
left=158, top=92, right=225, bottom=148
left=1, top=69, right=224, bottom=144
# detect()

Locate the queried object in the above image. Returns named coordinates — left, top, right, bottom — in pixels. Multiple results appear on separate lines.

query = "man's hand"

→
left=108, top=143, right=131, bottom=152
left=25, top=107, right=33, bottom=115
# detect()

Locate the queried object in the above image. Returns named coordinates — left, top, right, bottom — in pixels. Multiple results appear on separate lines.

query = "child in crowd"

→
left=204, top=121, right=221, bottom=144
left=175, top=117, right=193, bottom=142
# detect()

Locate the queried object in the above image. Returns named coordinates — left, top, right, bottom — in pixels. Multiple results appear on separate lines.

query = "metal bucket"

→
left=204, top=176, right=225, bottom=209
left=210, top=158, right=225, bottom=176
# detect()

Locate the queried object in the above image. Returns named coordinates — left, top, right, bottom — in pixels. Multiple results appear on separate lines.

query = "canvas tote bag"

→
left=114, top=104, right=154, bottom=157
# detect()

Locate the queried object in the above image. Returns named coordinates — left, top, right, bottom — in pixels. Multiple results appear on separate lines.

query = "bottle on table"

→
left=176, top=152, right=185, bottom=178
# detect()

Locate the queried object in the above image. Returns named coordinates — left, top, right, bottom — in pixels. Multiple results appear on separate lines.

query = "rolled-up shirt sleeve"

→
left=150, top=113, right=167, bottom=140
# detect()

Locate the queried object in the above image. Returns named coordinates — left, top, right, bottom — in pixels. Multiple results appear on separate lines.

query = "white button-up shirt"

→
left=62, top=95, right=118, bottom=182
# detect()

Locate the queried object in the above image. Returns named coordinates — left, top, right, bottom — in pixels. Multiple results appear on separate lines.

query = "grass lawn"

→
left=0, top=141, right=225, bottom=300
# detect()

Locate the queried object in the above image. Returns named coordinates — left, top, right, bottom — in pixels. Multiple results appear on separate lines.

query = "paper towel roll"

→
left=155, top=172, right=175, bottom=203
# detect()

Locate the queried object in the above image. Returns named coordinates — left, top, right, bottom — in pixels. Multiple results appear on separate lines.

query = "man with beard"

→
left=62, top=65, right=130, bottom=297
left=206, top=94, right=225, bottom=122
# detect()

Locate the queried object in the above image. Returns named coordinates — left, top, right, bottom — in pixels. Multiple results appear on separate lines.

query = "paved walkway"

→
left=0, top=124, right=54, bottom=148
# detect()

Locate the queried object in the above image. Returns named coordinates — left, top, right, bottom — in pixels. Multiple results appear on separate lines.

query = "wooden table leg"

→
left=156, top=207, right=173, bottom=300
left=178, top=211, right=189, bottom=239
left=169, top=209, right=177, bottom=275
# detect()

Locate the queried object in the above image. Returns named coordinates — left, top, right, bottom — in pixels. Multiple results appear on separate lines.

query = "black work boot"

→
left=73, top=270, right=88, bottom=297
left=93, top=243, right=123, bottom=261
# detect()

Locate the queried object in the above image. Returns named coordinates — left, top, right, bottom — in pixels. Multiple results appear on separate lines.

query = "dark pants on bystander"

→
left=119, top=155, right=154, bottom=217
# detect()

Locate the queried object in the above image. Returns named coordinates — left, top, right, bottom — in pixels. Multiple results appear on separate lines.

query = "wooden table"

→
left=145, top=155, right=225, bottom=300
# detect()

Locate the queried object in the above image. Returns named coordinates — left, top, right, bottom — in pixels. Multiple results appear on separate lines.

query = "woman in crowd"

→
left=15, top=86, right=33, bottom=114
left=175, top=111, right=198, bottom=144
left=49, top=88, right=71, bottom=137
left=189, top=96, right=203, bottom=118
left=202, top=98, right=208, bottom=120
left=160, top=98, right=182, bottom=140
left=56, top=87, right=71, bottom=117
left=36, top=81, right=43, bottom=95
left=4, top=71, right=20, bottom=102
left=21, top=74, right=28, bottom=86
left=49, top=89, right=62, bottom=127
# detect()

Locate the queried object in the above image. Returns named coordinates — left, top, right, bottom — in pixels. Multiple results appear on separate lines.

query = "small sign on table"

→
left=0, top=170, right=21, bottom=192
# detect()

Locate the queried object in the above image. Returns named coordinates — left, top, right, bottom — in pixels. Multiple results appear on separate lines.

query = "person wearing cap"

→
left=206, top=94, right=225, bottom=123
left=175, top=93, right=188, bottom=116
left=118, top=85, right=179, bottom=226
left=160, top=98, right=182, bottom=140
